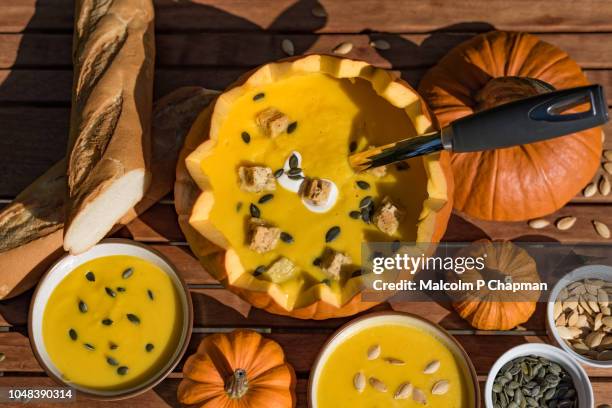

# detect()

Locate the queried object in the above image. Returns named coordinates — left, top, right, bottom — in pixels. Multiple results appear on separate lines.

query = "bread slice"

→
left=63, top=0, right=155, bottom=254
left=0, top=87, right=218, bottom=300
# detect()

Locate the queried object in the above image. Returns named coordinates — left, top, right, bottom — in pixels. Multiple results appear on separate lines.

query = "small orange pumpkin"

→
left=419, top=31, right=603, bottom=221
left=178, top=330, right=296, bottom=407
left=446, top=240, right=541, bottom=330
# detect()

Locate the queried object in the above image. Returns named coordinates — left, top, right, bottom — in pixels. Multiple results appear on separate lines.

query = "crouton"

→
left=303, top=178, right=332, bottom=205
left=320, top=248, right=352, bottom=280
left=248, top=218, right=280, bottom=253
left=238, top=166, right=276, bottom=193
left=256, top=107, right=290, bottom=137
left=266, top=257, right=296, bottom=283
left=373, top=197, right=404, bottom=235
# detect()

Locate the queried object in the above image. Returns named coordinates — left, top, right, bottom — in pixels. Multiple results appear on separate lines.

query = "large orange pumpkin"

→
left=178, top=330, right=296, bottom=407
left=446, top=240, right=541, bottom=330
left=175, top=55, right=454, bottom=319
left=419, top=31, right=603, bottom=221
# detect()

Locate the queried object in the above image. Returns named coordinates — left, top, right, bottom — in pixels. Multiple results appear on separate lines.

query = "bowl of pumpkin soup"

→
left=29, top=239, right=193, bottom=399
left=309, top=312, right=479, bottom=408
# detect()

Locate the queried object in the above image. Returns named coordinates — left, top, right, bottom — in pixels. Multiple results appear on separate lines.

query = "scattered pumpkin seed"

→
left=312, top=257, right=322, bottom=267
left=85, top=271, right=95, bottom=282
left=288, top=174, right=304, bottom=180
left=127, top=314, right=141, bottom=324
left=105, top=287, right=116, bottom=298
left=122, top=268, right=134, bottom=279
left=528, top=219, right=550, bottom=229
left=84, top=343, right=95, bottom=351
left=325, top=226, right=341, bottom=242
left=109, top=342, right=118, bottom=350
left=78, top=300, right=88, bottom=313
left=241, top=131, right=251, bottom=144
left=367, top=344, right=381, bottom=360
left=556, top=216, right=577, bottom=231
left=289, top=154, right=299, bottom=168
left=273, top=168, right=284, bottom=178
left=369, top=377, right=387, bottom=393
left=384, top=357, right=405, bottom=366
left=593, top=220, right=611, bottom=238
left=145, top=343, right=155, bottom=352
left=280, top=232, right=294, bottom=243
left=0, top=353, right=5, bottom=362
left=356, top=180, right=370, bottom=190
left=147, top=289, right=154, bottom=300
left=106, top=356, right=119, bottom=366
left=431, top=380, right=450, bottom=395
left=424, top=359, right=440, bottom=374
left=349, top=141, right=357, bottom=153
left=253, top=265, right=266, bottom=276
left=117, top=287, right=126, bottom=293
left=258, top=194, right=274, bottom=204
left=604, top=162, right=612, bottom=175
left=370, top=39, right=391, bottom=50
left=281, top=39, right=294, bottom=56
left=102, top=318, right=113, bottom=326
left=394, top=382, right=413, bottom=400
left=359, top=196, right=373, bottom=208
left=69, top=329, right=78, bottom=341
left=287, top=121, right=298, bottom=134
left=599, top=175, right=611, bottom=196
left=249, top=203, right=261, bottom=218
left=311, top=4, right=327, bottom=17
left=349, top=210, right=361, bottom=219
left=412, top=388, right=427, bottom=405
left=117, top=366, right=129, bottom=376
left=353, top=372, right=365, bottom=392
left=333, top=42, right=353, bottom=55
left=287, top=167, right=302, bottom=176
left=252, top=92, right=265, bottom=101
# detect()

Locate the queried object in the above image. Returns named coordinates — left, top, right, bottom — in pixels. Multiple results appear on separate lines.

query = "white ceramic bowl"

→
left=546, top=264, right=612, bottom=368
left=29, top=239, right=193, bottom=400
left=308, top=311, right=480, bottom=408
left=484, top=343, right=593, bottom=408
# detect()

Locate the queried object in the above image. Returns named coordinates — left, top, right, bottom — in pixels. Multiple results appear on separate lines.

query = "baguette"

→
left=0, top=87, right=218, bottom=300
left=64, top=0, right=155, bottom=254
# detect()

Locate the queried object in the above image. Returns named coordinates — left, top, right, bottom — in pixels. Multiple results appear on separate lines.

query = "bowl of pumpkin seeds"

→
left=485, top=343, right=593, bottom=408
left=546, top=265, right=612, bottom=368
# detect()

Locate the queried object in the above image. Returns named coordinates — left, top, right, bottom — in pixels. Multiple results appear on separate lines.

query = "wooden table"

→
left=1, top=1, right=611, bottom=406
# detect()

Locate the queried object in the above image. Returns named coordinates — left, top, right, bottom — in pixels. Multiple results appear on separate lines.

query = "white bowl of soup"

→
left=29, top=239, right=193, bottom=399
left=309, top=312, right=480, bottom=408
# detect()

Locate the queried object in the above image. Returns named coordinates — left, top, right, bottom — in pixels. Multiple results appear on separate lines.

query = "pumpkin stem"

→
left=225, top=368, right=248, bottom=399
left=475, top=76, right=553, bottom=112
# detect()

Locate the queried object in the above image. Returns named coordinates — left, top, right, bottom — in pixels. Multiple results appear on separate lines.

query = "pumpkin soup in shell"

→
left=181, top=55, right=453, bottom=318
left=42, top=255, right=183, bottom=390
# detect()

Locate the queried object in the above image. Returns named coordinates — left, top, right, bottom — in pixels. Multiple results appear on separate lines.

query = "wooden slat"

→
left=4, top=0, right=612, bottom=34
left=4, top=32, right=612, bottom=69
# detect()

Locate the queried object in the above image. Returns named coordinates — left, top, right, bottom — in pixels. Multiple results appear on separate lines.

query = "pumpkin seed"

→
left=369, top=377, right=387, bottom=393
left=117, top=366, right=129, bottom=376
left=424, top=359, right=440, bottom=374
left=528, top=219, right=549, bottom=229
left=147, top=289, right=154, bottom=300
left=287, top=121, right=298, bottom=134
left=604, top=162, right=612, bottom=175
left=84, top=343, right=95, bottom=351
left=312, top=257, right=322, bottom=267
left=311, top=5, right=327, bottom=17
left=78, top=300, right=88, bottom=313
left=281, top=39, right=294, bottom=56
left=126, top=313, right=140, bottom=324
left=583, top=182, right=598, bottom=197
left=109, top=342, right=118, bottom=350
left=280, top=232, right=294, bottom=243
left=253, top=265, right=266, bottom=276
left=384, top=357, right=405, bottom=366
left=359, top=196, right=373, bottom=208
left=236, top=202, right=243, bottom=212
left=258, top=194, right=274, bottom=204
left=361, top=207, right=371, bottom=223
left=349, top=210, right=361, bottom=219
left=349, top=141, right=357, bottom=153
left=102, top=318, right=113, bottom=326
left=252, top=92, right=265, bottom=101
left=85, top=271, right=95, bottom=282
left=0, top=353, right=5, bottom=362
left=289, top=154, right=299, bottom=168
left=105, top=287, right=116, bottom=298
left=370, top=39, right=391, bottom=50
left=116, top=287, right=126, bottom=292
left=367, top=344, right=381, bottom=360
left=394, top=382, right=413, bottom=399
left=353, top=372, right=365, bottom=392
left=432, top=380, right=450, bottom=395
left=605, top=150, right=612, bottom=161
left=145, top=343, right=154, bottom=352
left=122, top=268, right=134, bottom=279
left=395, top=161, right=409, bottom=171
left=333, top=42, right=353, bottom=55
left=249, top=203, right=261, bottom=218
left=69, top=329, right=78, bottom=341
left=106, top=356, right=119, bottom=366
left=287, top=167, right=302, bottom=176
left=412, top=388, right=427, bottom=405
left=287, top=174, right=304, bottom=180
left=593, top=220, right=611, bottom=238
left=356, top=180, right=370, bottom=190
left=599, top=175, right=611, bottom=196
left=556, top=216, right=577, bottom=231
left=273, top=169, right=284, bottom=178
left=325, top=226, right=341, bottom=242
left=241, top=131, right=250, bottom=144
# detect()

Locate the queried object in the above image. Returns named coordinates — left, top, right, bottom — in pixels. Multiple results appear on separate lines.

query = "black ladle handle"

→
left=448, top=84, right=608, bottom=153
